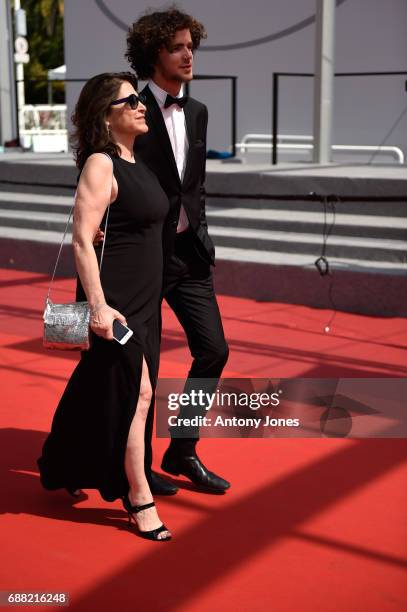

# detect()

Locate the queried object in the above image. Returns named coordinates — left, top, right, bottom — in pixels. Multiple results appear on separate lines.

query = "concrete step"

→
left=206, top=207, right=407, bottom=240
left=1, top=157, right=407, bottom=216
left=1, top=224, right=406, bottom=272
left=207, top=195, right=407, bottom=216
left=0, top=205, right=406, bottom=263
left=0, top=191, right=74, bottom=213
left=1, top=225, right=406, bottom=273
left=0, top=192, right=406, bottom=241
left=1, top=155, right=406, bottom=317
left=207, top=166, right=407, bottom=216
left=0, top=209, right=405, bottom=263
left=1, top=181, right=406, bottom=217
left=0, top=183, right=75, bottom=198
left=0, top=209, right=72, bottom=233
left=0, top=227, right=406, bottom=317
left=215, top=245, right=407, bottom=274
left=210, top=226, right=406, bottom=263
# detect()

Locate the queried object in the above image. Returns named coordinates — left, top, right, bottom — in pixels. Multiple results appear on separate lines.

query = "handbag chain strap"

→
left=47, top=186, right=111, bottom=302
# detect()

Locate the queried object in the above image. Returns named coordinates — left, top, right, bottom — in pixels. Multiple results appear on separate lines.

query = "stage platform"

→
left=0, top=152, right=406, bottom=316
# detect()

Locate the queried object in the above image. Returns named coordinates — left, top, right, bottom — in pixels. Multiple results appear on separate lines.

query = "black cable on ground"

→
left=312, top=193, right=340, bottom=332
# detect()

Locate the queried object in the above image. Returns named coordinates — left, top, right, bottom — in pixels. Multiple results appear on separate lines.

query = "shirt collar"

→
left=148, top=80, right=184, bottom=108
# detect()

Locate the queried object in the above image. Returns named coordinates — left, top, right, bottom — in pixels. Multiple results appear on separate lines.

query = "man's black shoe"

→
left=148, top=470, right=178, bottom=495
left=161, top=450, right=230, bottom=492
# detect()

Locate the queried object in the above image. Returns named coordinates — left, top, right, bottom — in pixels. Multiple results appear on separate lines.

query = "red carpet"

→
left=1, top=269, right=406, bottom=611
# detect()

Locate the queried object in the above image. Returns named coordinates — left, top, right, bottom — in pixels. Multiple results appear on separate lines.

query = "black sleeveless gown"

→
left=37, top=156, right=169, bottom=501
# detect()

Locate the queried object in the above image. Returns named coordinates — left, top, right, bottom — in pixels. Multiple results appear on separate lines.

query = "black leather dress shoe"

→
left=148, top=470, right=178, bottom=495
left=161, top=450, right=230, bottom=492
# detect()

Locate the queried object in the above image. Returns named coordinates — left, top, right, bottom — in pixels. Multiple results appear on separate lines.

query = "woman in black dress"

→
left=38, top=73, right=171, bottom=541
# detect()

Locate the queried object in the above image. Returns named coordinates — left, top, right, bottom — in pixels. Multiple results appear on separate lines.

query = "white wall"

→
left=64, top=0, right=407, bottom=157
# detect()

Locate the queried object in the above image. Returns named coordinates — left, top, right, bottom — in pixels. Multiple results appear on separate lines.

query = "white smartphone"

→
left=112, top=319, right=133, bottom=345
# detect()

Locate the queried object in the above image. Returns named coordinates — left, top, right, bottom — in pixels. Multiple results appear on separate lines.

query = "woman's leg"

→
left=124, top=356, right=171, bottom=539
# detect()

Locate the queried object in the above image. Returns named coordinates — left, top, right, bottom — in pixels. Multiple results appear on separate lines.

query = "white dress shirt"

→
left=148, top=80, right=189, bottom=233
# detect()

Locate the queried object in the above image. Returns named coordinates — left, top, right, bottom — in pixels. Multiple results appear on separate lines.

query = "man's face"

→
left=155, top=28, right=194, bottom=83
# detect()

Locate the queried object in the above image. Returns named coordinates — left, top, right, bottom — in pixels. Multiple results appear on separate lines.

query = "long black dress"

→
left=38, top=156, right=169, bottom=501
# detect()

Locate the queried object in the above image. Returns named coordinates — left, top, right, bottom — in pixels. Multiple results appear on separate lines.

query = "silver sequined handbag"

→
left=43, top=198, right=110, bottom=351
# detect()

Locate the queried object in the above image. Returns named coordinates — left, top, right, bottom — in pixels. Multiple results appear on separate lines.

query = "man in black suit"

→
left=126, top=8, right=230, bottom=494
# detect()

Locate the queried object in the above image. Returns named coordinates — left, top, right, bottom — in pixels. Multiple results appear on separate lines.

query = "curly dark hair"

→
left=70, top=72, right=138, bottom=170
left=126, top=6, right=207, bottom=79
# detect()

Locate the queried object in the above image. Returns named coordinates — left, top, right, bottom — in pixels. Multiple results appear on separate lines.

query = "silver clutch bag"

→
left=43, top=195, right=110, bottom=351
left=43, top=298, right=91, bottom=351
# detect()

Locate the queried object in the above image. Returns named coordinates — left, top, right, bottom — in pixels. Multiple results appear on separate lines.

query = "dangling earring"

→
left=106, top=124, right=111, bottom=138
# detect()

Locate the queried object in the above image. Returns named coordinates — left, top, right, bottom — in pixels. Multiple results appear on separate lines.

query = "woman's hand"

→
left=90, top=303, right=127, bottom=340
left=93, top=229, right=105, bottom=246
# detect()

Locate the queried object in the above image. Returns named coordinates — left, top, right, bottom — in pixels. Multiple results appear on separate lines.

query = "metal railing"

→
left=16, top=75, right=238, bottom=156
left=185, top=74, right=237, bottom=156
left=271, top=71, right=407, bottom=164
left=237, top=133, right=405, bottom=163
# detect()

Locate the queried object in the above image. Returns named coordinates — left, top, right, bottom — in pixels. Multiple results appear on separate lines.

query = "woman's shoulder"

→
left=84, top=152, right=114, bottom=170
left=78, top=153, right=115, bottom=191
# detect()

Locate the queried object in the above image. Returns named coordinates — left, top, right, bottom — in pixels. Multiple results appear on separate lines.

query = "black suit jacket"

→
left=135, top=85, right=215, bottom=268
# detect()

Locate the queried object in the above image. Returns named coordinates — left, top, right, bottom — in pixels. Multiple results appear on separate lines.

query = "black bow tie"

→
left=164, top=94, right=188, bottom=109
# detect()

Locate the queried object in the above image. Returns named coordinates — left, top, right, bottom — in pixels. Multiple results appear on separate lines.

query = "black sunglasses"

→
left=110, top=93, right=146, bottom=110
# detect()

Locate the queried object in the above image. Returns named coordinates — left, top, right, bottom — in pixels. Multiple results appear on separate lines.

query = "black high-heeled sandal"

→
left=122, top=495, right=171, bottom=541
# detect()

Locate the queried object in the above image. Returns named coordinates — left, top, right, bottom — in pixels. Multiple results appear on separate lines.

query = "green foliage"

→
left=16, top=0, right=65, bottom=104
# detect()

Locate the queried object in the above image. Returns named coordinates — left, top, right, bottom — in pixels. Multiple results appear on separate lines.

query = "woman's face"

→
left=106, top=80, right=148, bottom=139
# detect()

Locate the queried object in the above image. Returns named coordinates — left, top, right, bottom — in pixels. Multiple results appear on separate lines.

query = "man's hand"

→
left=93, top=229, right=105, bottom=246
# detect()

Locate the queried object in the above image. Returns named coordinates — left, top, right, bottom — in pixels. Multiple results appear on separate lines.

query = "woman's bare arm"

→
left=72, top=153, right=124, bottom=339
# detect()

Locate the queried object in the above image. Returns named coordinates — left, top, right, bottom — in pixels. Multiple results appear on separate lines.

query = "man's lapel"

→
left=142, top=85, right=180, bottom=184
left=182, top=101, right=196, bottom=186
